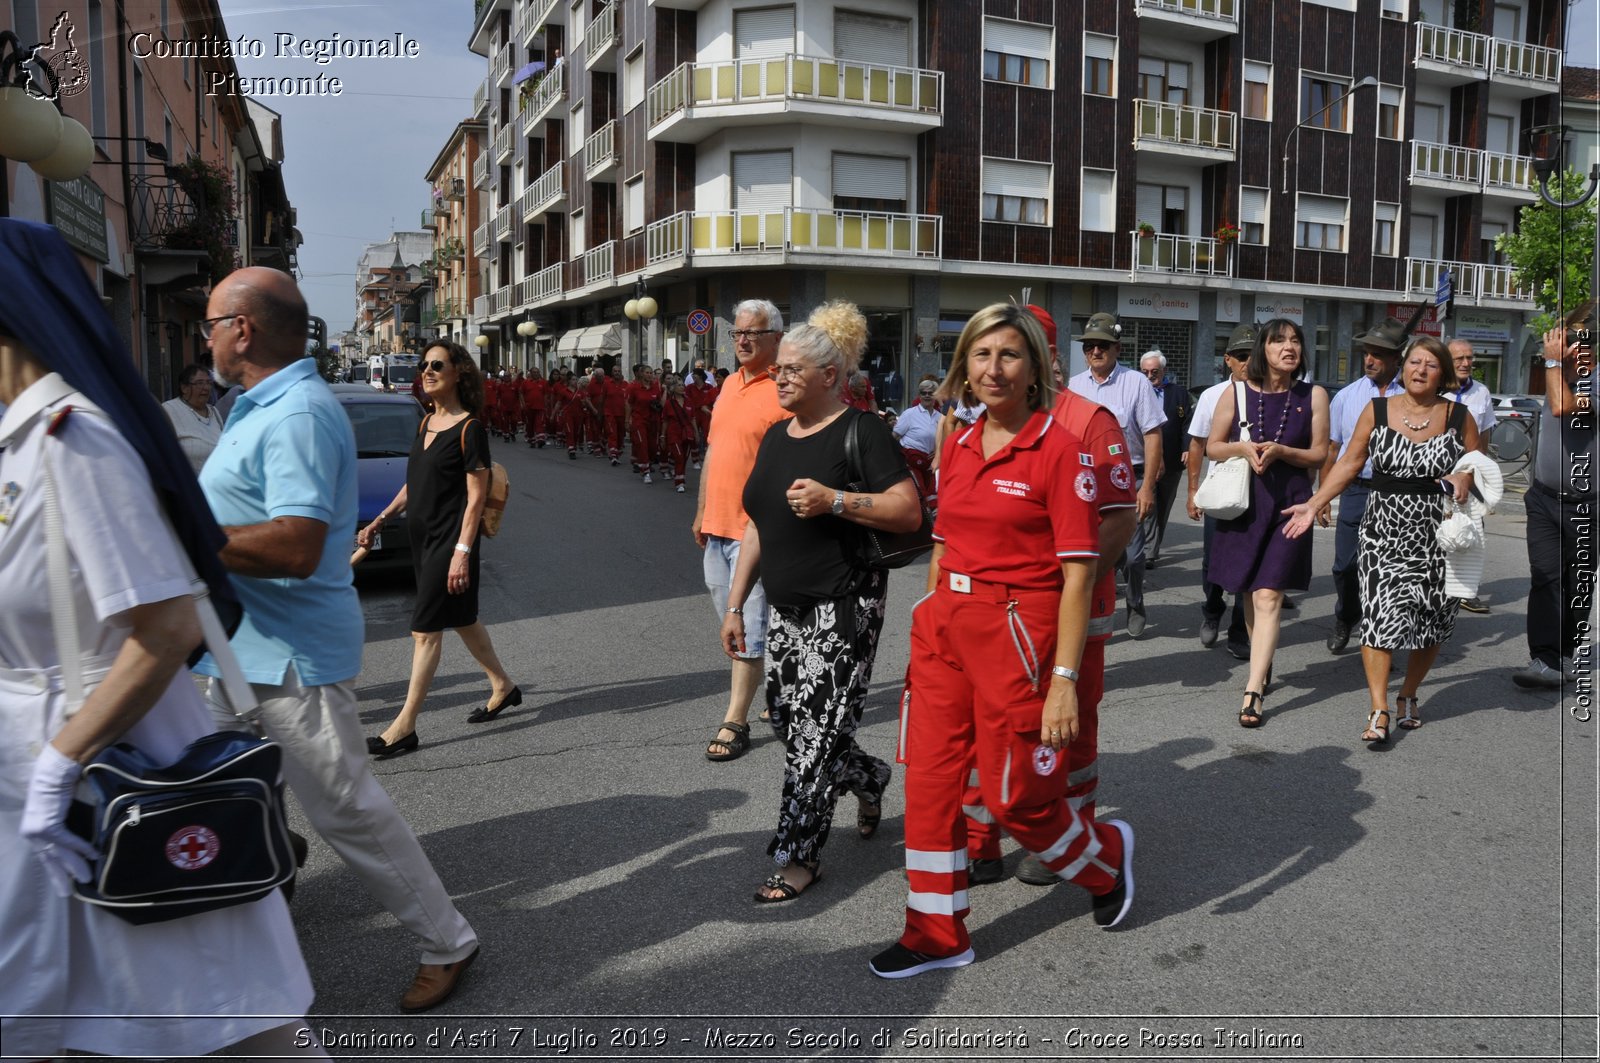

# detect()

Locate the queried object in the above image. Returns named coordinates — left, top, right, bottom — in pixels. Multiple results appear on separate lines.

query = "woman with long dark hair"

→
left=360, top=342, right=520, bottom=754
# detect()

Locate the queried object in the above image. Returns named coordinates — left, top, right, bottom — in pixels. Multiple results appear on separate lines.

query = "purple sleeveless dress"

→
left=1209, top=380, right=1316, bottom=593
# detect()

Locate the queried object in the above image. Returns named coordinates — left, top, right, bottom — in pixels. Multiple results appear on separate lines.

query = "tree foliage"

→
left=1496, top=169, right=1598, bottom=333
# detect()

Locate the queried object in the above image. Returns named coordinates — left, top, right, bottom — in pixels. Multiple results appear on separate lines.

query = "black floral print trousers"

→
left=763, top=568, right=893, bottom=869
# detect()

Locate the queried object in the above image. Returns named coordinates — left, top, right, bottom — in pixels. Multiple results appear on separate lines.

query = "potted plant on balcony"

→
left=1214, top=222, right=1240, bottom=244
left=1136, top=221, right=1156, bottom=238
left=163, top=155, right=238, bottom=284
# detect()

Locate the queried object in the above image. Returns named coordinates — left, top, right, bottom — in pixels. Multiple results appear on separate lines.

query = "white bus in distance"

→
left=368, top=353, right=419, bottom=392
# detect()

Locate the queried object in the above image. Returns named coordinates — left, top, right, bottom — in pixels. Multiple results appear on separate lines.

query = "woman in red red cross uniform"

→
left=869, top=303, right=1136, bottom=981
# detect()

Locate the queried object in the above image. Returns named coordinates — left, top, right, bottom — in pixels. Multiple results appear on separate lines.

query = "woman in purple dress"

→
left=1205, top=319, right=1330, bottom=727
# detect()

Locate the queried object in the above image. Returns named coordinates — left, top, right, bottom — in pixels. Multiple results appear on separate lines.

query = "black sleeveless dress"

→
left=408, top=415, right=490, bottom=632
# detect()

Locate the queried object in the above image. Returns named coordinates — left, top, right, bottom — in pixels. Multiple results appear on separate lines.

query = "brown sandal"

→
left=705, top=721, right=750, bottom=761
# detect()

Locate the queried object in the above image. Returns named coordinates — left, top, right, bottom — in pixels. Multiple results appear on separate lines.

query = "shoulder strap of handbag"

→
left=41, top=404, right=259, bottom=721
left=1232, top=380, right=1252, bottom=443
left=842, top=408, right=865, bottom=488
left=1446, top=397, right=1467, bottom=434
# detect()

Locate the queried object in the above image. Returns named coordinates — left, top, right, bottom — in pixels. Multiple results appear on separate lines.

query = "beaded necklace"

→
left=1252, top=383, right=1293, bottom=443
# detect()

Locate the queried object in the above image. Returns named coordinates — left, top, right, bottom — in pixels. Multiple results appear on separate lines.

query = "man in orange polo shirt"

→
left=693, top=299, right=791, bottom=761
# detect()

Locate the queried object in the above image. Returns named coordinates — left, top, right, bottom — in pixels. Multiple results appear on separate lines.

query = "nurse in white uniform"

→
left=0, top=219, right=322, bottom=1059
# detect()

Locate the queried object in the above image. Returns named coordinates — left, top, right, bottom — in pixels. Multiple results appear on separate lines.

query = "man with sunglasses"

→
left=195, top=268, right=480, bottom=1012
left=693, top=299, right=791, bottom=761
left=1068, top=313, right=1166, bottom=638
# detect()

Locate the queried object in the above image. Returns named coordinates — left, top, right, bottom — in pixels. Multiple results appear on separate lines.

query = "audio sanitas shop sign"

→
left=129, top=31, right=423, bottom=97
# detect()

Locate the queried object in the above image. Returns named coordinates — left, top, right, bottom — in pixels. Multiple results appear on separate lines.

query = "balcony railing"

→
left=1135, top=0, right=1237, bottom=21
left=473, top=221, right=490, bottom=254
left=490, top=285, right=513, bottom=315
left=131, top=175, right=199, bottom=251
left=474, top=293, right=490, bottom=319
left=1411, top=140, right=1482, bottom=186
left=1133, top=99, right=1236, bottom=155
left=492, top=42, right=512, bottom=83
left=583, top=120, right=617, bottom=175
left=1130, top=231, right=1230, bottom=276
left=580, top=240, right=616, bottom=286
left=1491, top=38, right=1561, bottom=84
left=1404, top=258, right=1533, bottom=303
left=529, top=262, right=563, bottom=303
left=1483, top=150, right=1537, bottom=195
left=1415, top=24, right=1490, bottom=73
left=446, top=176, right=466, bottom=201
left=521, top=69, right=565, bottom=134
left=646, top=207, right=941, bottom=265
left=493, top=203, right=512, bottom=242
left=473, top=152, right=490, bottom=188
left=531, top=0, right=561, bottom=34
left=583, top=1, right=617, bottom=66
left=493, top=121, right=514, bottom=160
left=648, top=54, right=943, bottom=129
left=473, top=78, right=488, bottom=115
left=518, top=162, right=565, bottom=221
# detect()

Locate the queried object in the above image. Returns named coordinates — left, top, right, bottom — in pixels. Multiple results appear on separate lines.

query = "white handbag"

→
left=1194, top=380, right=1253, bottom=521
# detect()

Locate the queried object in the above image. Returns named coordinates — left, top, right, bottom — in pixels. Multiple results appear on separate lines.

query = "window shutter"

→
left=735, top=6, right=795, bottom=58
left=836, top=12, right=910, bottom=66
left=733, top=151, right=793, bottom=211
left=983, top=158, right=1050, bottom=197
left=1135, top=184, right=1162, bottom=224
left=625, top=177, right=645, bottom=233
left=985, top=18, right=1052, bottom=60
left=1081, top=168, right=1114, bottom=231
left=1239, top=186, right=1268, bottom=224
left=833, top=154, right=908, bottom=201
left=1374, top=202, right=1399, bottom=224
left=623, top=51, right=644, bottom=112
left=1297, top=194, right=1347, bottom=226
left=1084, top=34, right=1115, bottom=60
left=1245, top=61, right=1269, bottom=85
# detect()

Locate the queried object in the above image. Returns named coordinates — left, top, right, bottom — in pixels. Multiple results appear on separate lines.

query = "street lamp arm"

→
left=1280, top=76, right=1379, bottom=195
left=1533, top=162, right=1600, bottom=211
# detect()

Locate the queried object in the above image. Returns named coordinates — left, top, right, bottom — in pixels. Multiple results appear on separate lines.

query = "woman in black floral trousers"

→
left=721, top=302, right=922, bottom=903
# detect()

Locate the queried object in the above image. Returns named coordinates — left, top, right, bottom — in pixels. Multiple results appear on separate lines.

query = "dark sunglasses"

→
left=422, top=359, right=452, bottom=372
left=1082, top=341, right=1113, bottom=352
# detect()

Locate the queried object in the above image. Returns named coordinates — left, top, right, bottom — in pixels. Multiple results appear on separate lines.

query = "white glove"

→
left=20, top=744, right=97, bottom=896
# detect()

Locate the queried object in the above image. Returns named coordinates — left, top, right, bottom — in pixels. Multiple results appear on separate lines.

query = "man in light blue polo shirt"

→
left=1319, top=317, right=1405, bottom=654
left=196, top=267, right=479, bottom=1012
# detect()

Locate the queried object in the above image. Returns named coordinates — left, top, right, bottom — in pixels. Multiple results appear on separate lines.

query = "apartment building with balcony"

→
left=463, top=0, right=1570, bottom=393
left=424, top=118, right=488, bottom=348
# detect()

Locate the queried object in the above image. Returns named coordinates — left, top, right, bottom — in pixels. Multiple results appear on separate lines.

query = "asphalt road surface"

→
left=271, top=432, right=1594, bottom=1062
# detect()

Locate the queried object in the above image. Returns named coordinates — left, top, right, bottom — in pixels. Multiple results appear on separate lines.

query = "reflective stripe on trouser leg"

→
left=899, top=588, right=977, bottom=957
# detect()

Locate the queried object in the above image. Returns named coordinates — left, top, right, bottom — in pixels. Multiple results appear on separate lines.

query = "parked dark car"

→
left=333, top=384, right=423, bottom=573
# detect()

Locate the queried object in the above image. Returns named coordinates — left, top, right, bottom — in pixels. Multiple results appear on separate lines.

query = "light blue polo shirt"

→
left=1329, top=375, right=1404, bottom=479
left=196, top=358, right=363, bottom=686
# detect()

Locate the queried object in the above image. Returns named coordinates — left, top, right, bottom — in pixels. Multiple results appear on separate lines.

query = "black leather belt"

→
left=1533, top=479, right=1583, bottom=503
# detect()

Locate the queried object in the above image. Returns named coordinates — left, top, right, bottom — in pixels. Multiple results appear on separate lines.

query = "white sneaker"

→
left=642, top=472, right=653, bottom=484
left=676, top=484, right=686, bottom=493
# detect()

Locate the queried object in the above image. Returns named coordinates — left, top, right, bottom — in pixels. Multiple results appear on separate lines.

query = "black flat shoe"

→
left=467, top=685, right=522, bottom=723
left=370, top=731, right=419, bottom=758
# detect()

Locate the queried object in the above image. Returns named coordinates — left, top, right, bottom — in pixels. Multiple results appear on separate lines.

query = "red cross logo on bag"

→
left=166, top=825, right=221, bottom=870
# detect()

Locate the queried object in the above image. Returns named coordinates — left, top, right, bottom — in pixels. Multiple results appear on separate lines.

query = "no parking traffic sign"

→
left=687, top=309, right=712, bottom=335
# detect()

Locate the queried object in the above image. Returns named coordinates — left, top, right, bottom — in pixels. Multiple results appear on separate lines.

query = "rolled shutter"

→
left=1136, top=184, right=1162, bottom=225
left=1297, top=194, right=1347, bottom=225
left=983, top=158, right=1050, bottom=197
left=834, top=154, right=908, bottom=201
left=836, top=12, right=910, bottom=66
left=735, top=6, right=795, bottom=58
left=1239, top=186, right=1268, bottom=225
left=986, top=18, right=1052, bottom=60
left=733, top=150, right=793, bottom=211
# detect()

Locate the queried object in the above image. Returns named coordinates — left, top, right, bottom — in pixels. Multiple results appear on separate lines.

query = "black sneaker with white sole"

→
left=968, top=858, right=1006, bottom=885
left=869, top=943, right=976, bottom=980
left=1091, top=819, right=1135, bottom=928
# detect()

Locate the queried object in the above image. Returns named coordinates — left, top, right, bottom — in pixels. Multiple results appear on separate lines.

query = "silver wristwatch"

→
left=831, top=490, right=845, bottom=516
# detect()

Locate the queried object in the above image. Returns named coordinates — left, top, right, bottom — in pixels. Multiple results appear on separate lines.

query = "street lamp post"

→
left=623, top=278, right=658, bottom=370
left=1527, top=124, right=1600, bottom=322
left=0, top=29, right=95, bottom=213
left=516, top=317, right=539, bottom=371
left=1280, top=76, right=1380, bottom=195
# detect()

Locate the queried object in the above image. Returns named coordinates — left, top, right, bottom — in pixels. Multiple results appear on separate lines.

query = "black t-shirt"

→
left=742, top=408, right=910, bottom=607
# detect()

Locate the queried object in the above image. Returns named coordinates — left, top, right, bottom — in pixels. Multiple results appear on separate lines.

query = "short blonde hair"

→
left=783, top=300, right=869, bottom=375
left=940, top=303, right=1056, bottom=411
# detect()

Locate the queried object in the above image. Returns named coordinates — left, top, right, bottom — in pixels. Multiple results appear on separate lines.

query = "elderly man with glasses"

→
left=891, top=379, right=942, bottom=508
left=693, top=299, right=793, bottom=761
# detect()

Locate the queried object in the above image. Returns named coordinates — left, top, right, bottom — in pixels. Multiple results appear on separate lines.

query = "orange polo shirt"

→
left=701, top=367, right=791, bottom=540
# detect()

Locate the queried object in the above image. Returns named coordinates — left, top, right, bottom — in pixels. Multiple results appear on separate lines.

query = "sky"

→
left=219, top=1, right=482, bottom=339
left=216, top=0, right=1600, bottom=340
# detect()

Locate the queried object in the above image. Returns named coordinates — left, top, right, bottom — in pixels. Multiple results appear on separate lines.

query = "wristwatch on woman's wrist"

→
left=1545, top=358, right=1564, bottom=369
left=831, top=490, right=845, bottom=516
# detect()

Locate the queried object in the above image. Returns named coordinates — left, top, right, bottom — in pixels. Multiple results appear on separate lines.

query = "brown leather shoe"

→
left=399, top=946, right=479, bottom=1012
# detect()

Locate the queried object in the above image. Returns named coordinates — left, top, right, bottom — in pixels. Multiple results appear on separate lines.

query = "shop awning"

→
left=554, top=323, right=623, bottom=355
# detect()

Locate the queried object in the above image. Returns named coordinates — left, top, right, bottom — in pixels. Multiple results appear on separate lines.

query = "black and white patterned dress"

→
left=1357, top=400, right=1466, bottom=650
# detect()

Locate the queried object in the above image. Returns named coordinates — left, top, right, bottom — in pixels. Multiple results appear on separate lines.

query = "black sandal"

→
left=1239, top=690, right=1264, bottom=728
left=705, top=721, right=750, bottom=761
left=753, top=864, right=821, bottom=904
left=858, top=798, right=882, bottom=840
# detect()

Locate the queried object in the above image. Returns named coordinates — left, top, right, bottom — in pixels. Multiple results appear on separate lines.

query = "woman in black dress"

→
left=719, top=302, right=922, bottom=903
left=359, top=342, right=520, bottom=755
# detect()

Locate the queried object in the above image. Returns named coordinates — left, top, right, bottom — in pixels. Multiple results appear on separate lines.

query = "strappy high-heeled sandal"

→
left=1363, top=708, right=1391, bottom=744
left=1238, top=690, right=1264, bottom=728
left=1396, top=695, right=1422, bottom=730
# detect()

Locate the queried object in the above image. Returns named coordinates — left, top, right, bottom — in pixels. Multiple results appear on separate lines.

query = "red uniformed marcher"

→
left=549, top=371, right=579, bottom=459
left=602, top=365, right=628, bottom=464
left=962, top=306, right=1138, bottom=885
left=625, top=366, right=662, bottom=482
left=870, top=303, right=1136, bottom=981
left=685, top=369, right=716, bottom=465
left=659, top=376, right=696, bottom=492
left=520, top=367, right=547, bottom=447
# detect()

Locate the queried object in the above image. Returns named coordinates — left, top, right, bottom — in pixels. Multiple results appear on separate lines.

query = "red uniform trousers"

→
left=899, top=577, right=1122, bottom=958
left=562, top=401, right=588, bottom=453
left=662, top=420, right=691, bottom=486
left=628, top=416, right=656, bottom=470
left=524, top=405, right=545, bottom=444
left=964, top=639, right=1105, bottom=858
left=604, top=414, right=625, bottom=459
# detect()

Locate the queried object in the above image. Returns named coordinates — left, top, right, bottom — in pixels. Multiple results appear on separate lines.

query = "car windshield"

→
left=389, top=366, right=416, bottom=385
left=344, top=401, right=421, bottom=458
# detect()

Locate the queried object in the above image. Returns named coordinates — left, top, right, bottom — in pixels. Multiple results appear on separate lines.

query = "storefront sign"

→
left=1253, top=297, right=1304, bottom=324
left=1118, top=286, right=1199, bottom=321
left=47, top=176, right=109, bottom=264
left=1387, top=302, right=1441, bottom=337
left=1453, top=310, right=1514, bottom=343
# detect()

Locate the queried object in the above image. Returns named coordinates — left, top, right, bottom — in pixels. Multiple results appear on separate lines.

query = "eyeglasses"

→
left=768, top=363, right=814, bottom=381
left=184, top=378, right=211, bottom=388
left=1082, top=341, right=1114, bottom=353
left=918, top=390, right=938, bottom=398
left=731, top=329, right=780, bottom=341
left=198, top=314, right=241, bottom=340
left=422, top=359, right=452, bottom=372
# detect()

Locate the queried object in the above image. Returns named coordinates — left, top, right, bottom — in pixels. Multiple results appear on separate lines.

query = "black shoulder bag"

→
left=842, top=411, right=935, bottom=569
